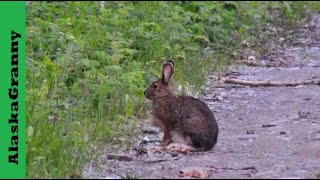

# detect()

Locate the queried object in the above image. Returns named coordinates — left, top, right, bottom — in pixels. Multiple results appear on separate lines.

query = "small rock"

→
left=247, top=130, right=255, bottom=134
left=248, top=56, right=256, bottom=62
left=219, top=91, right=228, bottom=97
left=280, top=131, right=287, bottom=135
left=273, top=164, right=288, bottom=173
left=141, top=127, right=160, bottom=134
left=216, top=96, right=224, bottom=101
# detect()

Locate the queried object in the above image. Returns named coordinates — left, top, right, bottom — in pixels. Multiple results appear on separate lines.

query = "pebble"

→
left=216, top=96, right=224, bottom=101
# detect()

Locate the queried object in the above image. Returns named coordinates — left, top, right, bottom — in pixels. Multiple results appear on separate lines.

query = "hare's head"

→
left=144, top=60, right=174, bottom=100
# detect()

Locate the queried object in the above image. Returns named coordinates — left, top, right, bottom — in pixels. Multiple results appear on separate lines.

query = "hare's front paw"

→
left=159, top=139, right=171, bottom=147
left=159, top=131, right=171, bottom=147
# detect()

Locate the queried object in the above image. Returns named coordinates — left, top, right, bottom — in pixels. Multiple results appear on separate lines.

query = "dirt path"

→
left=83, top=15, right=320, bottom=179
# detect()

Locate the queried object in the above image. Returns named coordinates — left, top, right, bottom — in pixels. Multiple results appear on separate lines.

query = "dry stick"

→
left=219, top=77, right=320, bottom=87
left=106, top=154, right=134, bottom=162
left=236, top=60, right=262, bottom=67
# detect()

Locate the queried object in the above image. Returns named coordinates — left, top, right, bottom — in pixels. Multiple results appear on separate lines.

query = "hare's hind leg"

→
left=165, top=143, right=197, bottom=152
left=165, top=130, right=197, bottom=153
left=170, top=130, right=193, bottom=146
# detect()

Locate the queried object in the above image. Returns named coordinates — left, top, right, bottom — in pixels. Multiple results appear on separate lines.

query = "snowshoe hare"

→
left=144, top=60, right=219, bottom=151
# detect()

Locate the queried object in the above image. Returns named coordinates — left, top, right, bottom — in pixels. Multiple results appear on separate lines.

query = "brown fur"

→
left=144, top=60, right=219, bottom=150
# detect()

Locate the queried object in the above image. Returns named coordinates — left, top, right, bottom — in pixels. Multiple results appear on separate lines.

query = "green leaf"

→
left=185, top=43, right=200, bottom=51
left=76, top=58, right=91, bottom=68
left=66, top=33, right=74, bottom=41
left=104, top=65, right=123, bottom=75
left=90, top=60, right=101, bottom=68
left=42, top=56, right=57, bottom=73
left=125, top=94, right=129, bottom=103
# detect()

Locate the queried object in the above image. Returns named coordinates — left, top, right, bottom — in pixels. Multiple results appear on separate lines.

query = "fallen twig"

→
left=142, top=157, right=182, bottom=164
left=237, top=60, right=262, bottom=67
left=219, top=76, right=320, bottom=87
left=106, top=154, right=134, bottom=162
left=262, top=124, right=278, bottom=128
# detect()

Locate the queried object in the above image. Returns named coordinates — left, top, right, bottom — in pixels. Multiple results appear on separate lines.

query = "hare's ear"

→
left=162, top=60, right=174, bottom=84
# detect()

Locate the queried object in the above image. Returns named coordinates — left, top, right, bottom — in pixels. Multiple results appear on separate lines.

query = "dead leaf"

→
left=48, top=115, right=57, bottom=124
left=241, top=40, right=249, bottom=47
left=179, top=169, right=209, bottom=179
left=166, top=143, right=197, bottom=156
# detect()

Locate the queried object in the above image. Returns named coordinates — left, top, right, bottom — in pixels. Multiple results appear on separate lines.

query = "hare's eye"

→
left=153, top=84, right=159, bottom=89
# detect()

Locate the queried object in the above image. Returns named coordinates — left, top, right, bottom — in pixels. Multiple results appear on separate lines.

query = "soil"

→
left=83, top=14, right=320, bottom=179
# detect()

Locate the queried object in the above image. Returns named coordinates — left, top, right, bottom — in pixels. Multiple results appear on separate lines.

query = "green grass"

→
left=26, top=1, right=320, bottom=178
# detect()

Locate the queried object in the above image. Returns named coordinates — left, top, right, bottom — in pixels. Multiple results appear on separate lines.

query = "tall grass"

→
left=26, top=1, right=320, bottom=178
